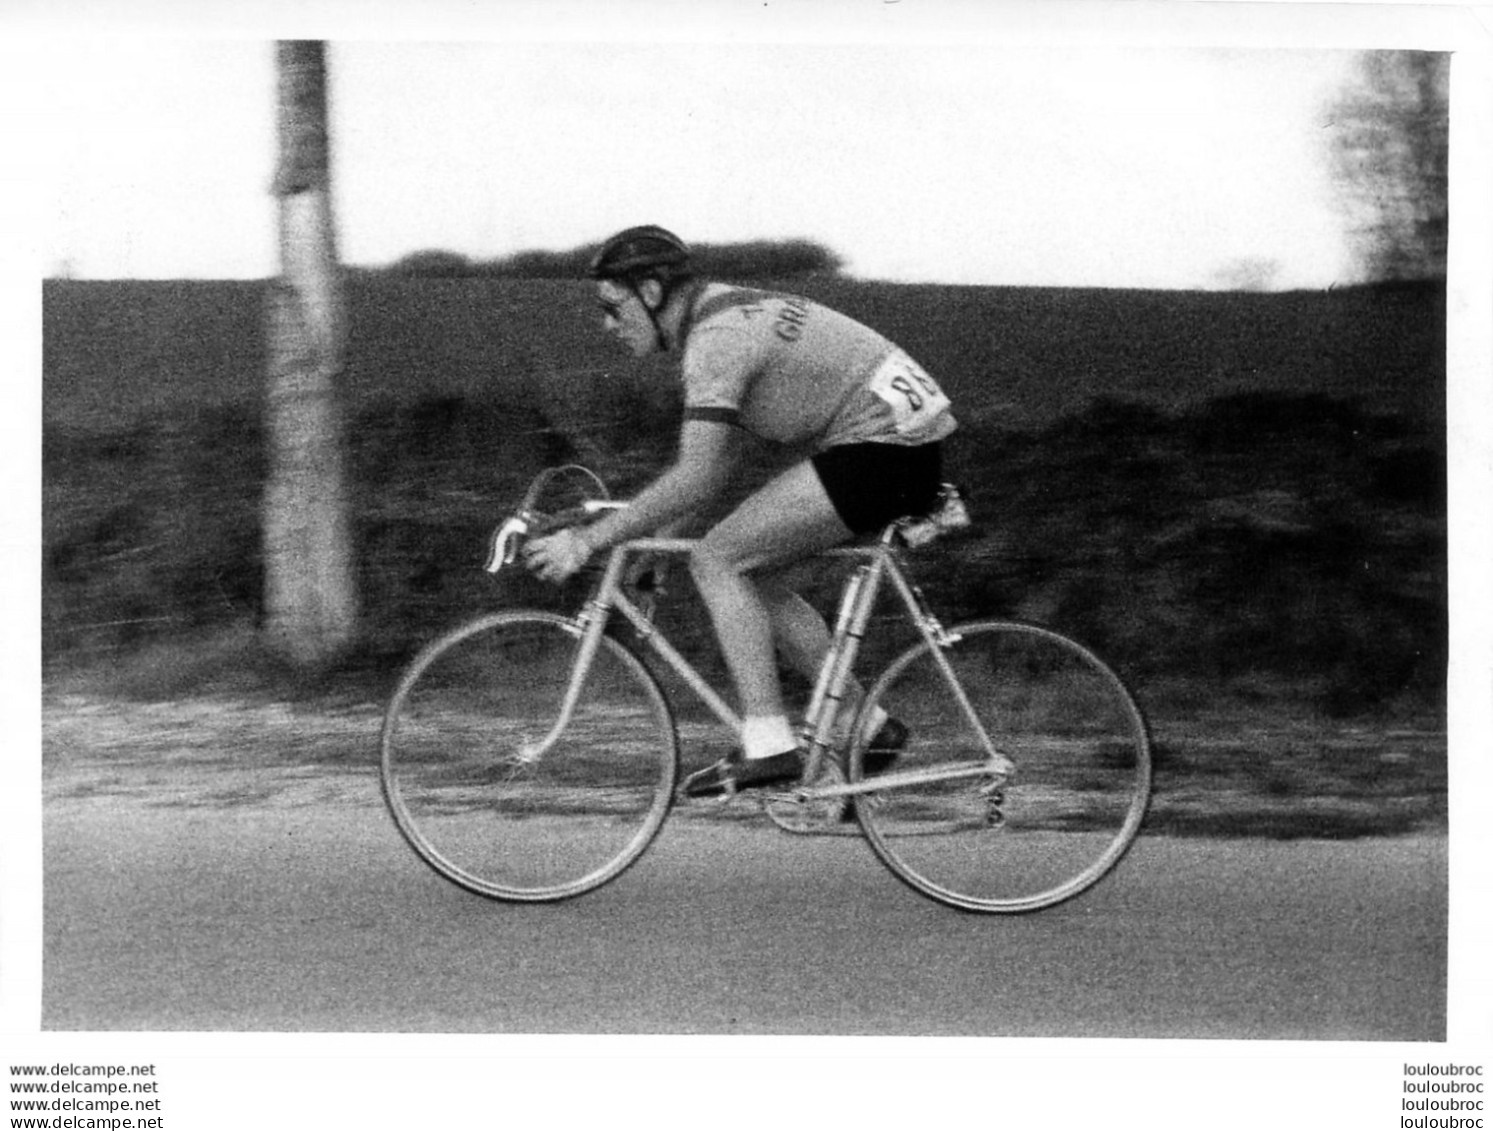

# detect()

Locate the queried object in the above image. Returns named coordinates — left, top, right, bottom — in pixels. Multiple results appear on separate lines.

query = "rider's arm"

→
left=580, top=419, right=742, bottom=553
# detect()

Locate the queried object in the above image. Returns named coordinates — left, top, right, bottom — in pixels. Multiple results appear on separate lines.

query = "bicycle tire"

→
left=847, top=619, right=1151, bottom=913
left=380, top=610, right=679, bottom=902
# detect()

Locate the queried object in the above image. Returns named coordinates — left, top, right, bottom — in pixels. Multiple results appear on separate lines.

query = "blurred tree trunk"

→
left=263, top=40, right=358, bottom=667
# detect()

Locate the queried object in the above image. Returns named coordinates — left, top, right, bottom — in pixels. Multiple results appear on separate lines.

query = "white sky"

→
left=33, top=29, right=1390, bottom=289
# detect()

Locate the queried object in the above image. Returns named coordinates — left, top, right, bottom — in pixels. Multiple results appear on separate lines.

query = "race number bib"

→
left=868, top=352, right=951, bottom=440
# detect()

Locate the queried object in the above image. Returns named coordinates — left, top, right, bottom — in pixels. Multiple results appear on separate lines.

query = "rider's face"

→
left=595, top=279, right=657, bottom=357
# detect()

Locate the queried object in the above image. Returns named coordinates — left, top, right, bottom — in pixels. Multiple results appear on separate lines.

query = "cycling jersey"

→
left=677, top=283, right=957, bottom=451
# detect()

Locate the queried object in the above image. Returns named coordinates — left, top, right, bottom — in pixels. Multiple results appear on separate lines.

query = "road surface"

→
left=40, top=758, right=1446, bottom=1038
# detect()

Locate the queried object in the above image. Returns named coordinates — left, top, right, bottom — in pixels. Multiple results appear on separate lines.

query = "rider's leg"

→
left=689, top=461, right=851, bottom=760
left=758, top=583, right=829, bottom=679
left=758, top=578, right=888, bottom=741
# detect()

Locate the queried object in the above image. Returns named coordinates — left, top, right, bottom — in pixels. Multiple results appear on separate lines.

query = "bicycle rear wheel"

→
left=848, top=620, right=1150, bottom=913
left=380, top=610, right=678, bottom=901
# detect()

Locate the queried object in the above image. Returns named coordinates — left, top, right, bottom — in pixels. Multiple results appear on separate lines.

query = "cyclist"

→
left=525, top=225, right=956, bottom=795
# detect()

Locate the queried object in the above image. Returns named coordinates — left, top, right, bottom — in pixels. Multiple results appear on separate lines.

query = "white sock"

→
left=741, top=715, right=797, bottom=761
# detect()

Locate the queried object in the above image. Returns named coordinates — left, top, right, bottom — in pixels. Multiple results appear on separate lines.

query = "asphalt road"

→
left=41, top=771, right=1446, bottom=1039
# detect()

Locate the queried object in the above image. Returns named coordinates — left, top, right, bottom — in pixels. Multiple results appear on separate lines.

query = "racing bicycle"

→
left=379, top=466, right=1152, bottom=913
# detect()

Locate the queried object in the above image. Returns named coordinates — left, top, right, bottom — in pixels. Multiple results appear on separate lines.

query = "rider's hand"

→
left=524, top=527, right=594, bottom=584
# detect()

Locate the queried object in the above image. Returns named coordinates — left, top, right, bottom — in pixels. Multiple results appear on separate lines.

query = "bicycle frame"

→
left=534, top=531, right=1012, bottom=802
left=384, top=472, right=1149, bottom=910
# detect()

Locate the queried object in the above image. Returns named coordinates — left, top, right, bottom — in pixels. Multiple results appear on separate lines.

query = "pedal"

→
left=678, top=759, right=740, bottom=802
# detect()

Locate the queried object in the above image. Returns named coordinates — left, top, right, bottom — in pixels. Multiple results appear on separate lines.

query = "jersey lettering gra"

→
left=774, top=296, right=811, bottom=342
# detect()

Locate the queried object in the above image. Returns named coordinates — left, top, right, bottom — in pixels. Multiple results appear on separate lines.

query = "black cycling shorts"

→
left=811, top=441, right=943, bottom=535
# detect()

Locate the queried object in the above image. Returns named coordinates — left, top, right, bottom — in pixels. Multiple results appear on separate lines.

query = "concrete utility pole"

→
left=264, top=40, right=358, bottom=666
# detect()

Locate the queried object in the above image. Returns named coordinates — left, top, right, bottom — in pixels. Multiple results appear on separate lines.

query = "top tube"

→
left=619, top=535, right=892, bottom=559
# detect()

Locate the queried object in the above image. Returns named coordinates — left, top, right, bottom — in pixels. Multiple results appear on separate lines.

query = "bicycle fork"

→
left=513, top=552, right=647, bottom=764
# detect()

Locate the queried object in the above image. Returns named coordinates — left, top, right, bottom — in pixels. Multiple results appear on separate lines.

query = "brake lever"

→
left=484, top=514, right=531, bottom=574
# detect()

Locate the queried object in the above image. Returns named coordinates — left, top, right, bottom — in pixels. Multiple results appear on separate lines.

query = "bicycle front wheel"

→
left=849, top=620, right=1151, bottom=913
left=380, top=610, right=678, bottom=902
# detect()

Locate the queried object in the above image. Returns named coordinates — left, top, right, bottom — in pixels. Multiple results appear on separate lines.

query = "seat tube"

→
left=803, top=555, right=885, bottom=758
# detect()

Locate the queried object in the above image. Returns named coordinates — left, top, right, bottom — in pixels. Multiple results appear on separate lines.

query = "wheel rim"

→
left=850, top=621, right=1151, bottom=913
left=380, top=612, right=677, bottom=901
